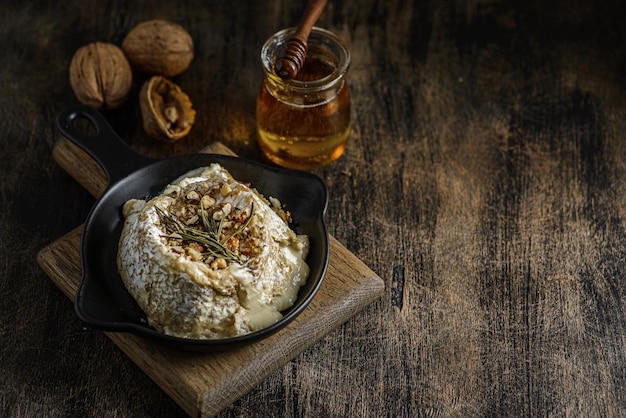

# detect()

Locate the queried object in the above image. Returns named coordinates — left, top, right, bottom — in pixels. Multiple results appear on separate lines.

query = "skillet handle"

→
left=56, top=105, right=155, bottom=187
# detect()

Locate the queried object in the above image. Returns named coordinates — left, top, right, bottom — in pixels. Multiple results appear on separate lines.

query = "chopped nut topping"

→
left=157, top=180, right=262, bottom=268
left=220, top=184, right=232, bottom=197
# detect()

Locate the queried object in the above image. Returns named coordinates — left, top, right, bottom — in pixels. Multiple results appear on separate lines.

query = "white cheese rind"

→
left=117, top=163, right=310, bottom=339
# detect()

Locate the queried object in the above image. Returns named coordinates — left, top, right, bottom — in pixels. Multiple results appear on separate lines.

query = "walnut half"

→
left=139, top=76, right=196, bottom=142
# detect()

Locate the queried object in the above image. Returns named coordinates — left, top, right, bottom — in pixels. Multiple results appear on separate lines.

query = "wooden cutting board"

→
left=36, top=138, right=385, bottom=418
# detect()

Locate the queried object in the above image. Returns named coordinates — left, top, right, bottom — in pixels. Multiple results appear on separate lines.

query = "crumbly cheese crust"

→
left=117, top=163, right=309, bottom=339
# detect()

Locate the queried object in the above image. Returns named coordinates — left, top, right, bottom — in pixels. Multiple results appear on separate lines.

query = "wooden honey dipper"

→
left=274, top=0, right=328, bottom=80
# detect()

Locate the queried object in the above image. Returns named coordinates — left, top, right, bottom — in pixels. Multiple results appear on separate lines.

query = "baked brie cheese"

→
left=117, top=163, right=310, bottom=339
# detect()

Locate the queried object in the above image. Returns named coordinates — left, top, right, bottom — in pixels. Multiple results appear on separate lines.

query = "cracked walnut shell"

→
left=69, top=42, right=133, bottom=109
left=139, top=76, right=196, bottom=142
left=122, top=20, right=194, bottom=77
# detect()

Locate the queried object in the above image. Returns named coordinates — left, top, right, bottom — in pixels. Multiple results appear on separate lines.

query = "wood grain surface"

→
left=3, top=0, right=626, bottom=417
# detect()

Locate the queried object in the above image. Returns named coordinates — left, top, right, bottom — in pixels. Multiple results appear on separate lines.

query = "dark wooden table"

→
left=3, top=0, right=626, bottom=416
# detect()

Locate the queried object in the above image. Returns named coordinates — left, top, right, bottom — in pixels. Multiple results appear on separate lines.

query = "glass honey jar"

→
left=257, top=27, right=351, bottom=170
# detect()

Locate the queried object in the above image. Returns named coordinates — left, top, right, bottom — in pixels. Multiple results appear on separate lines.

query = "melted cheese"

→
left=117, top=163, right=309, bottom=339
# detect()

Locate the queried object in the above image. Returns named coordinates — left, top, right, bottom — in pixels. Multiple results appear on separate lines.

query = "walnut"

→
left=69, top=42, right=133, bottom=109
left=122, top=20, right=194, bottom=77
left=139, top=76, right=196, bottom=142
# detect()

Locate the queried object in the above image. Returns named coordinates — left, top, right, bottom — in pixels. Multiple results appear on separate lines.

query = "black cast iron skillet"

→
left=56, top=104, right=329, bottom=352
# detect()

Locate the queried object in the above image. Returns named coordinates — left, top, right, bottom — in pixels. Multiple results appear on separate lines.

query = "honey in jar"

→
left=257, top=27, right=351, bottom=170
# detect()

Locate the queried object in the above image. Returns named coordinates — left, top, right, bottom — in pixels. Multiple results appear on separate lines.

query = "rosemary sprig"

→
left=155, top=201, right=254, bottom=262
